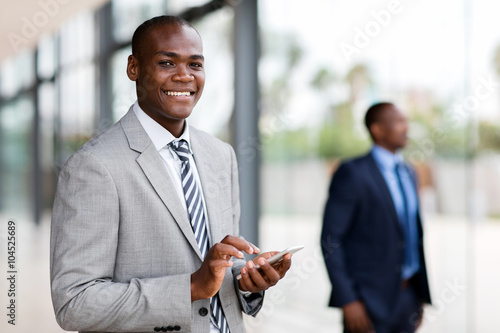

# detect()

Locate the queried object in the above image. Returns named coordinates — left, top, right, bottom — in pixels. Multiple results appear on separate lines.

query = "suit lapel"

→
left=364, top=154, right=403, bottom=236
left=120, top=108, right=203, bottom=260
left=190, top=128, right=227, bottom=245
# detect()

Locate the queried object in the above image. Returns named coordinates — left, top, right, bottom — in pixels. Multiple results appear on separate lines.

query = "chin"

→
left=162, top=110, right=193, bottom=121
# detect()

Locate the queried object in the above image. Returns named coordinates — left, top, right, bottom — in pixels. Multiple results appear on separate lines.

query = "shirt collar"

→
left=371, top=144, right=403, bottom=171
left=133, top=101, right=192, bottom=152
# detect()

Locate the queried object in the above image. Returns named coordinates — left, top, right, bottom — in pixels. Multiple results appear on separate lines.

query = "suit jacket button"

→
left=161, top=327, right=168, bottom=332
left=174, top=325, right=181, bottom=331
left=199, top=307, right=209, bottom=316
left=154, top=327, right=161, bottom=332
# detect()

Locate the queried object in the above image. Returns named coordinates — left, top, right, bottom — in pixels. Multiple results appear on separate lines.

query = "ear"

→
left=127, top=55, right=139, bottom=81
left=370, top=123, right=384, bottom=141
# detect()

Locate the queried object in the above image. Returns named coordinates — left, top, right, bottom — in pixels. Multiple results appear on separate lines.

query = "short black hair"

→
left=131, top=15, right=197, bottom=59
left=364, top=102, right=394, bottom=135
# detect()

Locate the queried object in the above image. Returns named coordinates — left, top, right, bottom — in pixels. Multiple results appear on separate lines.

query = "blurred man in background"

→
left=321, top=102, right=431, bottom=333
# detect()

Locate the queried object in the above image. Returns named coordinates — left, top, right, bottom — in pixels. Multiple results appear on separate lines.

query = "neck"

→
left=151, top=114, right=185, bottom=138
left=164, top=122, right=185, bottom=138
left=374, top=143, right=398, bottom=154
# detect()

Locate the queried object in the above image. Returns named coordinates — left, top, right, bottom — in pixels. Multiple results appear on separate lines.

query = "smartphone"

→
left=236, top=245, right=304, bottom=280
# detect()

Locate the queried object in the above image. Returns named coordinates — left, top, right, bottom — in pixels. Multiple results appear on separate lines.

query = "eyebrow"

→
left=154, top=51, right=204, bottom=60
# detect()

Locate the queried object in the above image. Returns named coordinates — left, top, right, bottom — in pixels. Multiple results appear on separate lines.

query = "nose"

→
left=172, top=65, right=193, bottom=82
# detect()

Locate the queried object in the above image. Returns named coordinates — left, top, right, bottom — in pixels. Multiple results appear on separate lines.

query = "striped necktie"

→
left=169, top=139, right=230, bottom=333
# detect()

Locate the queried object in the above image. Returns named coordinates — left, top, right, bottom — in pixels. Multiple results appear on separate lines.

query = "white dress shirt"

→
left=132, top=102, right=221, bottom=333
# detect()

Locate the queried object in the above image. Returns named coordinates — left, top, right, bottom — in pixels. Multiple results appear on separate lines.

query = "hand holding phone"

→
left=236, top=245, right=304, bottom=280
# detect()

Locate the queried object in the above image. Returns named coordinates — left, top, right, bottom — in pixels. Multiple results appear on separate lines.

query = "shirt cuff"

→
left=238, top=288, right=253, bottom=297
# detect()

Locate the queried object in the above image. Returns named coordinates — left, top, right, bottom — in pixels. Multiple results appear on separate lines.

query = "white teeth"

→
left=166, top=91, right=191, bottom=96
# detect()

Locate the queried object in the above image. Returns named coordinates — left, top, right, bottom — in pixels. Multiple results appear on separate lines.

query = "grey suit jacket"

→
left=50, top=107, right=263, bottom=333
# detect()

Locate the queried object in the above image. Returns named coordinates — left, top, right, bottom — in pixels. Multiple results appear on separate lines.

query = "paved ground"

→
left=0, top=213, right=498, bottom=332
left=246, top=214, right=500, bottom=333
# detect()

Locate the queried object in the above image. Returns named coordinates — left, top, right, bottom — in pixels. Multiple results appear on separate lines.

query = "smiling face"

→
left=127, top=23, right=205, bottom=137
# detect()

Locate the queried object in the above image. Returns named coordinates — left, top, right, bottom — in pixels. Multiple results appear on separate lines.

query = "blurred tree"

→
left=311, top=67, right=336, bottom=91
left=260, top=32, right=303, bottom=119
left=259, top=31, right=308, bottom=162
left=494, top=44, right=500, bottom=77
left=455, top=44, right=500, bottom=155
left=345, top=64, right=372, bottom=105
left=317, top=103, right=369, bottom=159
left=313, top=64, right=372, bottom=159
left=404, top=95, right=469, bottom=160
left=478, top=121, right=500, bottom=152
left=262, top=127, right=313, bottom=162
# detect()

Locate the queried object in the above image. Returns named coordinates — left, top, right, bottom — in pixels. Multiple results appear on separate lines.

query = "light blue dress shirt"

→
left=371, top=145, right=420, bottom=279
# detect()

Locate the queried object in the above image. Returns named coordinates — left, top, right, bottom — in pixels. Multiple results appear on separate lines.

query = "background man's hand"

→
left=414, top=304, right=424, bottom=330
left=237, top=251, right=292, bottom=293
left=191, top=235, right=259, bottom=302
left=342, top=300, right=375, bottom=333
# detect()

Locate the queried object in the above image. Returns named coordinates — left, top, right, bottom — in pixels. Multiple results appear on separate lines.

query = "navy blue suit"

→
left=321, top=152, right=431, bottom=326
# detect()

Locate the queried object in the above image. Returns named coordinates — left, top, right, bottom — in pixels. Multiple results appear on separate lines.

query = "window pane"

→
left=111, top=46, right=136, bottom=121
left=0, top=50, right=35, bottom=98
left=59, top=62, right=96, bottom=162
left=0, top=57, right=17, bottom=97
left=0, top=96, right=34, bottom=219
left=39, top=82, right=56, bottom=209
left=37, top=34, right=56, bottom=79
left=112, top=0, right=166, bottom=43
left=60, top=11, right=95, bottom=67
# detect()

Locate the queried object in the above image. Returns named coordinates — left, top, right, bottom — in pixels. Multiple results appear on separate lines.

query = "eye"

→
left=190, top=62, right=203, bottom=68
left=159, top=60, right=174, bottom=67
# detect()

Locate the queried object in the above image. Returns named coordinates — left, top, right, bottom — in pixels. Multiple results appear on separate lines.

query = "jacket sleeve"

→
left=50, top=151, right=193, bottom=332
left=320, top=163, right=359, bottom=307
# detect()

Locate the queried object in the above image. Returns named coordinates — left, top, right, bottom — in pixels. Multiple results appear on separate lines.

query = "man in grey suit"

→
left=50, top=16, right=291, bottom=333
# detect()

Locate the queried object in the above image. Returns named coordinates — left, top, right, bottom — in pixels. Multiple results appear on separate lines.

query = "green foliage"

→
left=317, top=122, right=370, bottom=159
left=310, top=67, right=336, bottom=90
left=262, top=127, right=313, bottom=163
left=433, top=126, right=469, bottom=159
left=262, top=102, right=370, bottom=162
left=405, top=106, right=469, bottom=160
left=478, top=122, right=500, bottom=152
left=316, top=102, right=370, bottom=159
left=405, top=124, right=468, bottom=161
left=494, top=44, right=500, bottom=77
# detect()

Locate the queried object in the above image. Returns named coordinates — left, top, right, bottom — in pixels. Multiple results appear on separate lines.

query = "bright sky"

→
left=258, top=0, right=500, bottom=125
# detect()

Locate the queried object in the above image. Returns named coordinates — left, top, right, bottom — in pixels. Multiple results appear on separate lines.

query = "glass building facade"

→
left=0, top=0, right=236, bottom=225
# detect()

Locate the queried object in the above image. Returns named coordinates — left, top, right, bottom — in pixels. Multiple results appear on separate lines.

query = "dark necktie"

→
left=395, top=163, right=409, bottom=224
left=395, top=162, right=412, bottom=271
left=169, top=139, right=230, bottom=333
